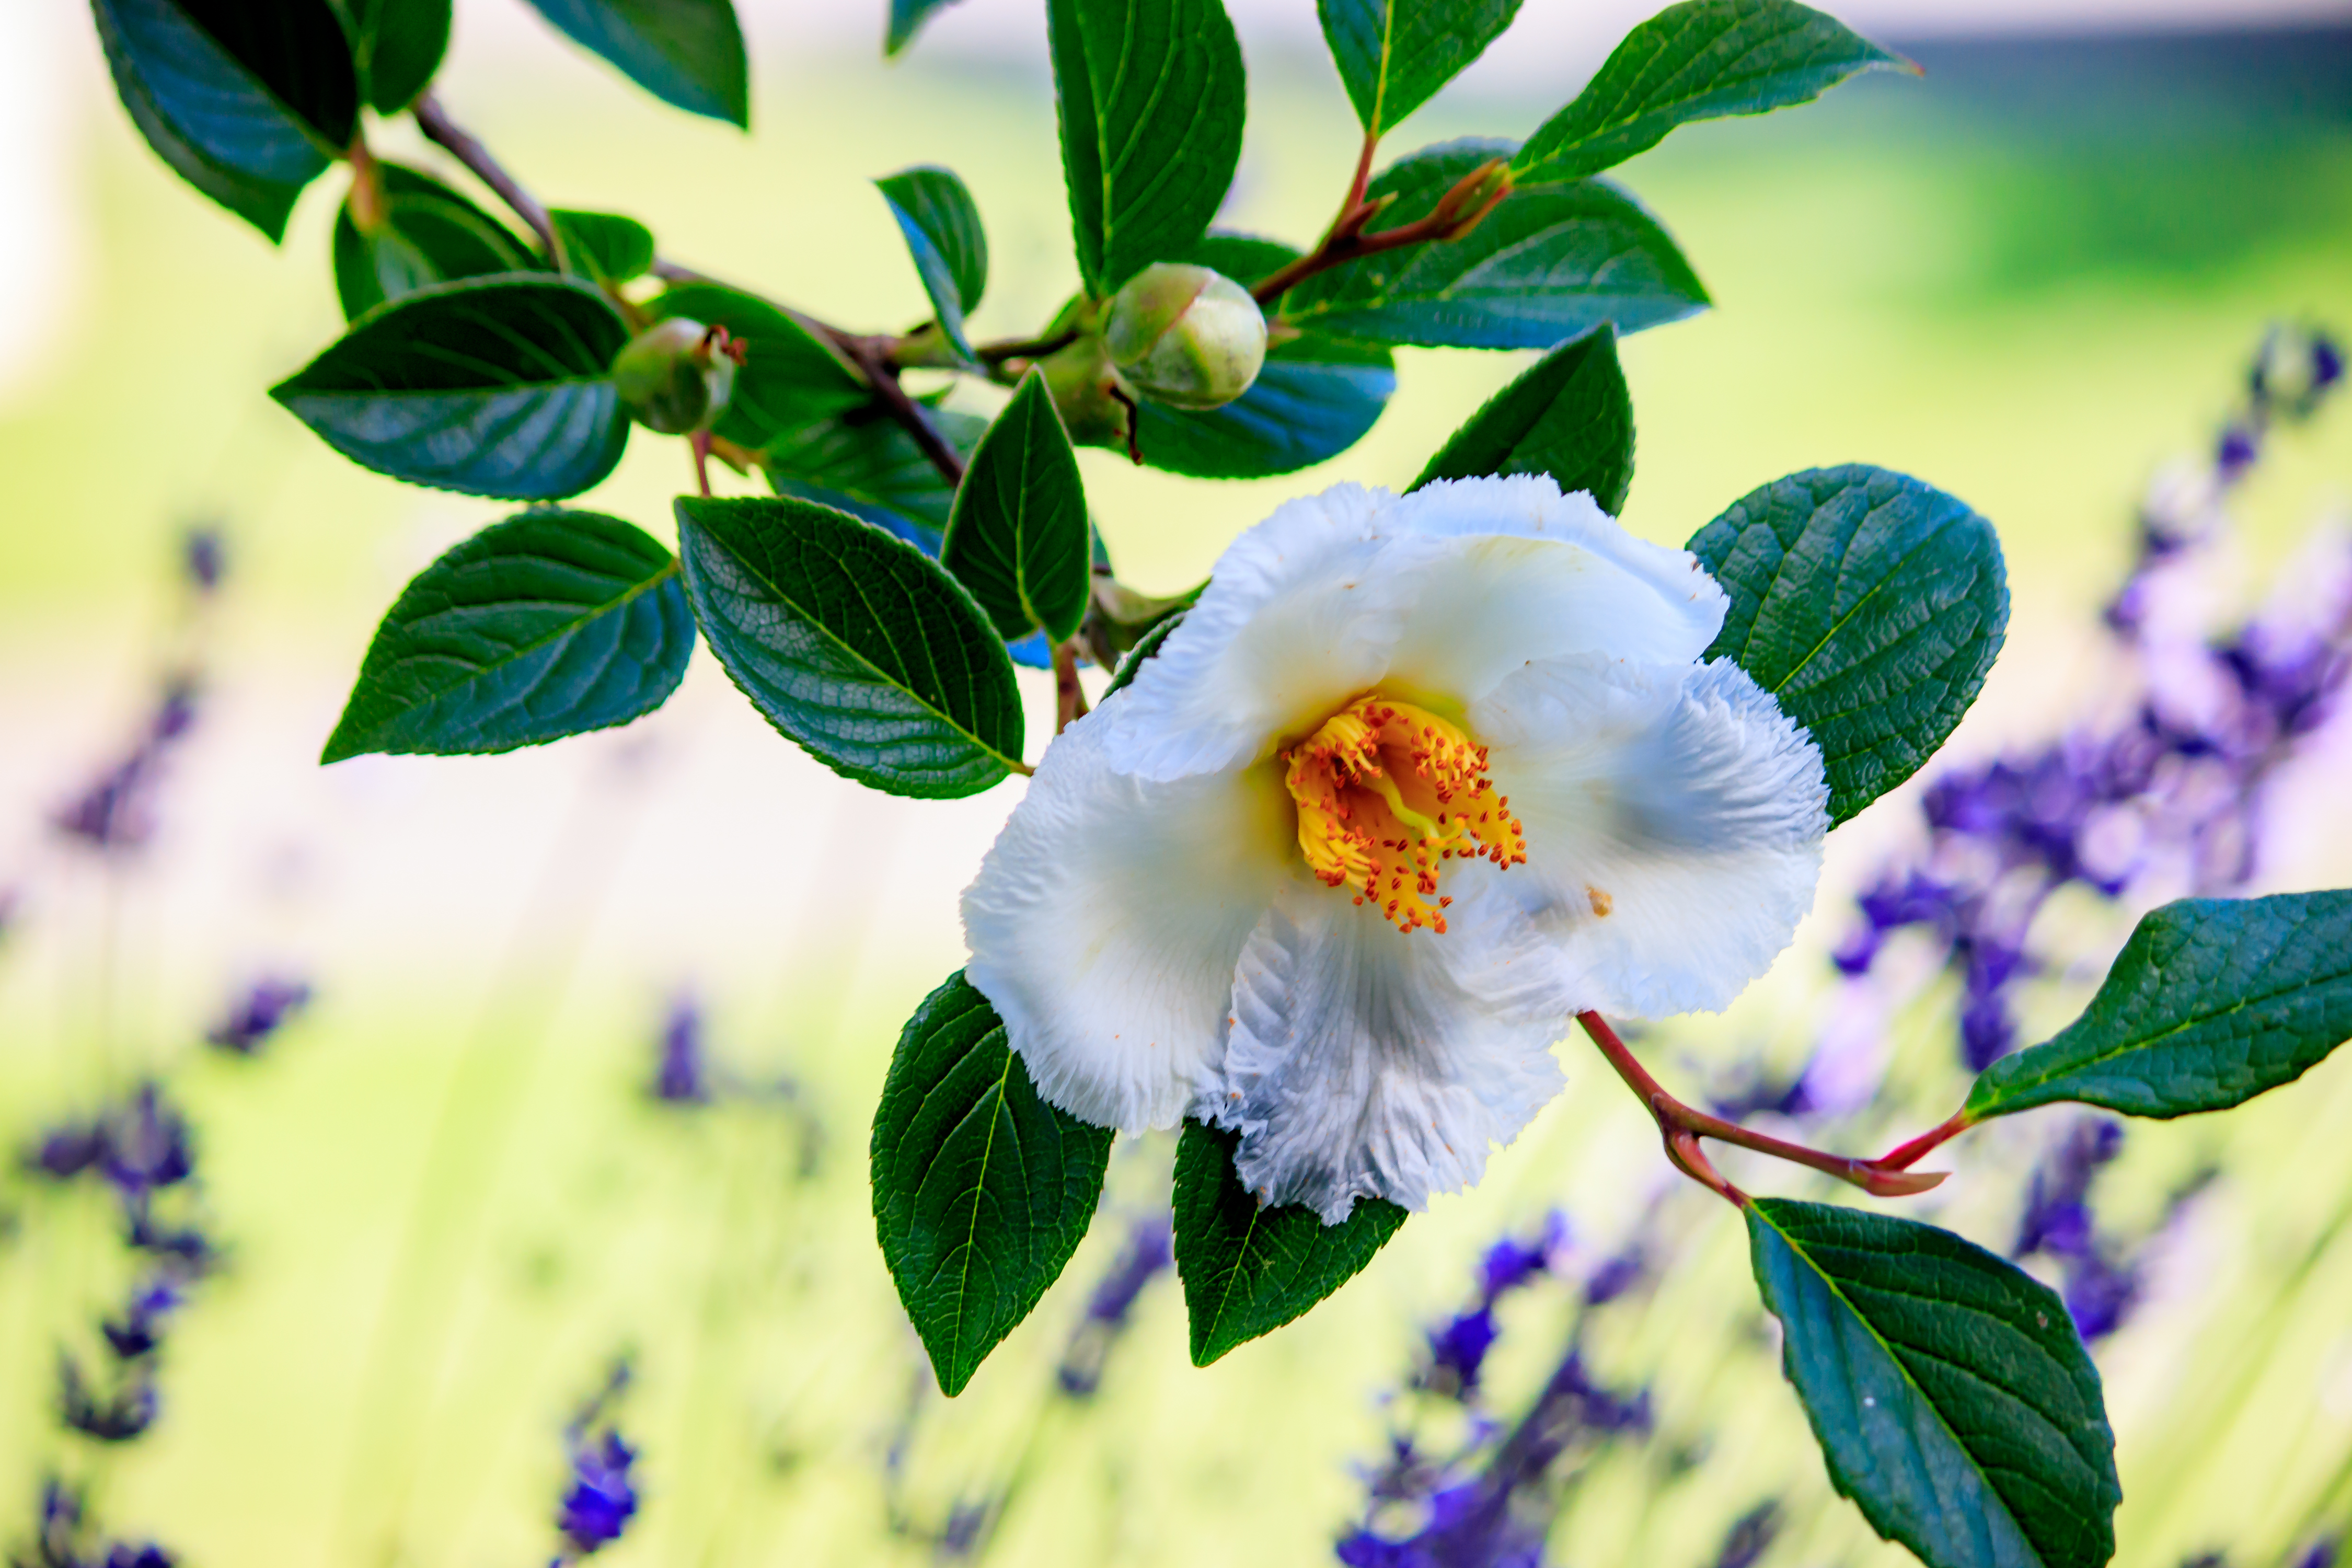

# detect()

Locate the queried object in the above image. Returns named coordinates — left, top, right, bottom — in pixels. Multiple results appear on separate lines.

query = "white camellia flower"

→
left=961, top=476, right=1830, bottom=1224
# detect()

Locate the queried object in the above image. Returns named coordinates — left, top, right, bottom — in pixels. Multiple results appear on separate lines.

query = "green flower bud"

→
left=1103, top=263, right=1266, bottom=411
left=612, top=317, right=746, bottom=435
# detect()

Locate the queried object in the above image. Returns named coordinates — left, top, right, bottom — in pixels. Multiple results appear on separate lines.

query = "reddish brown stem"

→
left=1052, top=641, right=1090, bottom=735
left=1251, top=154, right=1513, bottom=306
left=1575, top=1012, right=1947, bottom=1207
left=690, top=430, right=714, bottom=498
left=413, top=93, right=566, bottom=270
left=1870, top=1109, right=1974, bottom=1172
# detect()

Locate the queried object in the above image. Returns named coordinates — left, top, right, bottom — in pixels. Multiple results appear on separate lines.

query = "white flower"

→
left=961, top=477, right=1829, bottom=1223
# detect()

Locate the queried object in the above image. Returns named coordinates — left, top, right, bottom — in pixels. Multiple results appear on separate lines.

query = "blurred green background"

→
left=3, top=5, right=2351, bottom=1565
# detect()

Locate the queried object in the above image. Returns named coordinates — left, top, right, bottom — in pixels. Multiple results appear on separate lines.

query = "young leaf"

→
left=885, top=0, right=966, bottom=55
left=93, top=0, right=360, bottom=241
left=763, top=406, right=987, bottom=553
left=270, top=276, right=632, bottom=500
left=549, top=209, right=656, bottom=285
left=1282, top=140, right=1708, bottom=350
left=339, top=0, right=451, bottom=111
left=650, top=282, right=871, bottom=452
left=1318, top=0, right=1523, bottom=138
left=333, top=163, right=539, bottom=321
left=1409, top=322, right=1632, bottom=512
left=1133, top=233, right=1395, bottom=478
left=1514, top=0, right=1906, bottom=185
left=1747, top=1198, right=2118, bottom=1568
left=941, top=371, right=1092, bottom=644
left=517, top=0, right=749, bottom=126
left=1966, top=891, right=2352, bottom=1123
left=1171, top=1121, right=1408, bottom=1366
left=1047, top=0, right=1248, bottom=295
left=1688, top=465, right=2008, bottom=825
left=871, top=971, right=1114, bottom=1397
left=877, top=167, right=989, bottom=363
left=674, top=494, right=1025, bottom=798
left=1102, top=610, right=1184, bottom=698
left=322, top=510, right=690, bottom=762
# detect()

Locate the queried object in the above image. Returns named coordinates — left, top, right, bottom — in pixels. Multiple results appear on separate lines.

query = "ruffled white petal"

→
left=1203, top=870, right=1574, bottom=1224
left=1472, top=655, right=1829, bottom=1019
left=1099, top=477, right=1728, bottom=782
left=961, top=713, right=1294, bottom=1132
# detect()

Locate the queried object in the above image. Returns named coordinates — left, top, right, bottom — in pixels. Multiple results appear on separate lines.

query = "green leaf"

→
left=1966, top=891, right=2352, bottom=1124
left=763, top=405, right=986, bottom=553
left=549, top=209, right=656, bottom=285
left=1282, top=139, right=1709, bottom=350
left=1747, top=1198, right=2118, bottom=1568
left=885, top=0, right=965, bottom=55
left=518, top=0, right=748, bottom=126
left=322, top=510, right=689, bottom=762
left=332, top=163, right=539, bottom=321
left=1047, top=0, right=1248, bottom=295
left=1171, top=1121, right=1407, bottom=1366
left=1515, top=0, right=1905, bottom=185
left=93, top=0, right=360, bottom=241
left=941, top=371, right=1091, bottom=644
left=270, top=275, right=632, bottom=501
left=877, top=166, right=989, bottom=362
left=674, top=494, right=1024, bottom=797
left=872, top=971, right=1113, bottom=1396
left=1132, top=233, right=1394, bottom=478
left=1102, top=609, right=1184, bottom=698
left=650, top=281, right=872, bottom=453
left=1318, top=0, right=1522, bottom=137
left=338, top=0, right=451, bottom=111
left=1688, top=465, right=2008, bottom=826
left=1409, top=322, right=1632, bottom=512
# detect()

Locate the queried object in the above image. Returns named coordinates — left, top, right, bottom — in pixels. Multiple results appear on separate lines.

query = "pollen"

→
left=1282, top=695, right=1527, bottom=935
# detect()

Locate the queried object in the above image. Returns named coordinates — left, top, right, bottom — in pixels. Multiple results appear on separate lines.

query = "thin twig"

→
left=1575, top=1011, right=1947, bottom=1206
left=832, top=333, right=967, bottom=488
left=1870, top=1109, right=1974, bottom=1172
left=1251, top=154, right=1514, bottom=306
left=976, top=330, right=1082, bottom=365
left=413, top=92, right=565, bottom=270
left=1052, top=640, right=1090, bottom=734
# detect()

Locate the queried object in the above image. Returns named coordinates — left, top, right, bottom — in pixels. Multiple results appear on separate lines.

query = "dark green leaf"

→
left=1688, top=465, right=2008, bottom=825
left=270, top=276, right=631, bottom=500
left=941, top=371, right=1091, bottom=644
left=333, top=163, right=538, bottom=321
left=1283, top=140, right=1709, bottom=350
left=1318, top=0, right=1521, bottom=137
left=651, top=281, right=871, bottom=452
left=675, top=494, right=1024, bottom=797
left=518, top=0, right=748, bottom=126
left=1132, top=233, right=1394, bottom=478
left=1747, top=1198, right=2118, bottom=1568
left=1409, top=322, right=1632, bottom=511
left=1047, top=0, right=1248, bottom=295
left=885, top=0, right=965, bottom=55
left=872, top=971, right=1113, bottom=1396
left=1515, top=0, right=1905, bottom=184
left=1102, top=610, right=1184, bottom=698
left=322, top=510, right=689, bottom=762
left=1171, top=1121, right=1407, bottom=1366
left=339, top=0, right=451, bottom=111
left=763, top=405, right=986, bottom=553
left=549, top=209, right=656, bottom=284
left=1966, top=891, right=2352, bottom=1123
left=877, top=166, right=989, bottom=362
left=93, top=0, right=359, bottom=240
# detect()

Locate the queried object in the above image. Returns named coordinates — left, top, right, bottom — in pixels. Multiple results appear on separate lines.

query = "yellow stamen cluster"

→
left=1282, top=696, right=1527, bottom=935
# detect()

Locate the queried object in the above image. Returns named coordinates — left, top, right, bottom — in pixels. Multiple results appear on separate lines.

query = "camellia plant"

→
left=89, top=0, right=2352, bottom=1563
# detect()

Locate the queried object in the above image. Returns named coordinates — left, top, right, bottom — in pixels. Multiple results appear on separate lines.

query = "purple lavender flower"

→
left=554, top=1361, right=639, bottom=1561
left=180, top=528, right=224, bottom=595
left=100, top=1277, right=183, bottom=1361
left=1711, top=1502, right=1781, bottom=1568
left=1057, top=1214, right=1173, bottom=1397
left=649, top=995, right=711, bottom=1105
left=1422, top=1218, right=1563, bottom=1399
left=205, top=978, right=313, bottom=1056
left=11, top=1477, right=176, bottom=1568
left=57, top=1353, right=158, bottom=1443
left=52, top=679, right=200, bottom=855
left=98, top=1086, right=193, bottom=1198
left=2293, top=1539, right=2339, bottom=1568
left=26, top=1122, right=108, bottom=1182
left=2011, top=1119, right=2153, bottom=1341
left=99, top=1548, right=174, bottom=1568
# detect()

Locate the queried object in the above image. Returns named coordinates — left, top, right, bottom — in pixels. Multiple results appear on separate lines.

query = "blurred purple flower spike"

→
left=180, top=528, right=224, bottom=595
left=1057, top=1213, right=1173, bottom=1397
left=52, top=677, right=201, bottom=855
left=650, top=994, right=711, bottom=1104
left=555, top=1359, right=639, bottom=1561
left=205, top=978, right=313, bottom=1056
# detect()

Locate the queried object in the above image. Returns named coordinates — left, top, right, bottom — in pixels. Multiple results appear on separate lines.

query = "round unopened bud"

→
left=1103, top=263, right=1266, bottom=411
left=612, top=317, right=745, bottom=435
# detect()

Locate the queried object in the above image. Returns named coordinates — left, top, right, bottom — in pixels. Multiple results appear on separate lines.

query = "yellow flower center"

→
left=1281, top=695, right=1527, bottom=935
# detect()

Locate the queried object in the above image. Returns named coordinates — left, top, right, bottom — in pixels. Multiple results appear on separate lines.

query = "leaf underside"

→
left=517, top=0, right=750, bottom=125
left=1747, top=1198, right=2118, bottom=1568
left=1688, top=464, right=2009, bottom=825
left=877, top=166, right=989, bottom=362
left=1968, top=890, right=2352, bottom=1122
left=550, top=207, right=657, bottom=284
left=333, top=164, right=539, bottom=320
left=1409, top=322, right=1633, bottom=512
left=762, top=404, right=988, bottom=554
